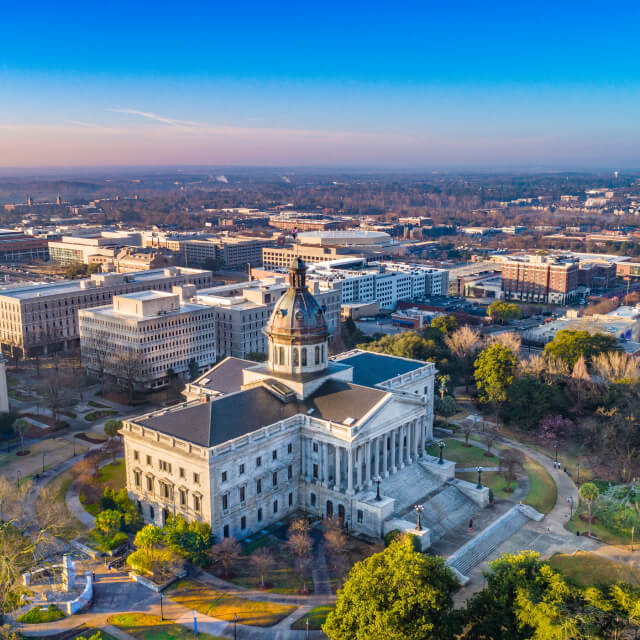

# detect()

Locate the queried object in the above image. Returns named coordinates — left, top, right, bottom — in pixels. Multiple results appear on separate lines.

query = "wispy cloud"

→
left=109, top=108, right=201, bottom=128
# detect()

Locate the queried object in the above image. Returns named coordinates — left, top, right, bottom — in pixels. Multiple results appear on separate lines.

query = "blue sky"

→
left=1, top=0, right=639, bottom=168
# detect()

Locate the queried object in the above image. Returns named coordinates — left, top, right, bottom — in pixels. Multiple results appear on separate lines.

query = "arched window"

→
left=278, top=346, right=285, bottom=365
left=315, top=345, right=320, bottom=365
left=293, top=347, right=299, bottom=367
left=301, top=347, right=307, bottom=366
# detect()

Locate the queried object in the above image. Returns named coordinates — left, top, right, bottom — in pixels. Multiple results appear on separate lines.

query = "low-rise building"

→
left=79, top=290, right=216, bottom=390
left=0, top=267, right=214, bottom=357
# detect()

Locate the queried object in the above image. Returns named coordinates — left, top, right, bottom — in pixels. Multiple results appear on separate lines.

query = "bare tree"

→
left=445, top=326, right=480, bottom=390
left=12, top=418, right=30, bottom=454
left=41, top=371, right=73, bottom=426
left=490, top=331, right=521, bottom=354
left=113, top=349, right=143, bottom=404
left=461, top=419, right=474, bottom=446
left=518, top=354, right=546, bottom=379
left=483, top=425, right=499, bottom=457
left=250, top=546, right=275, bottom=588
left=593, top=351, right=640, bottom=385
left=287, top=519, right=313, bottom=593
left=210, top=537, right=241, bottom=578
left=323, top=520, right=348, bottom=578
left=499, top=448, right=525, bottom=491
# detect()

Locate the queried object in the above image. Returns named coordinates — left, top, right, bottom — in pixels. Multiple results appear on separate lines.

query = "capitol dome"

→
left=266, top=257, right=329, bottom=376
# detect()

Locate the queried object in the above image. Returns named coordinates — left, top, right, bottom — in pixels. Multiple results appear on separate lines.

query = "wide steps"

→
left=446, top=507, right=530, bottom=577
left=419, top=485, right=478, bottom=543
left=381, top=464, right=442, bottom=515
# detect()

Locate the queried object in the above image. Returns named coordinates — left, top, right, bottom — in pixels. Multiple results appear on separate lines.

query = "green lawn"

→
left=79, top=460, right=126, bottom=515
left=523, top=456, right=557, bottom=514
left=565, top=505, right=633, bottom=546
left=215, top=535, right=311, bottom=594
left=85, top=409, right=118, bottom=421
left=37, top=469, right=87, bottom=535
left=290, top=606, right=334, bottom=631
left=427, top=439, right=499, bottom=468
left=166, top=579, right=296, bottom=627
left=108, top=613, right=225, bottom=640
left=549, top=551, right=640, bottom=587
left=72, top=627, right=119, bottom=640
left=18, top=605, right=65, bottom=624
left=456, top=470, right=517, bottom=500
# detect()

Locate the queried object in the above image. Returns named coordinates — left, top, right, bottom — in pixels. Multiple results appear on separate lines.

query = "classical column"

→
left=322, top=441, right=329, bottom=487
left=356, top=445, right=362, bottom=490
left=334, top=445, right=341, bottom=492
left=413, top=420, right=419, bottom=460
left=307, top=437, right=313, bottom=481
left=392, top=430, right=397, bottom=472
left=347, top=448, right=354, bottom=495
left=399, top=426, right=405, bottom=469
left=374, top=437, right=380, bottom=478
left=382, top=435, right=389, bottom=477
left=366, top=440, right=372, bottom=487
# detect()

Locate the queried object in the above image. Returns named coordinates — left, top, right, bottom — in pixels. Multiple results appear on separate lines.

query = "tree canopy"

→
left=487, top=301, right=522, bottom=324
left=323, top=535, right=460, bottom=640
left=544, top=329, right=619, bottom=368
left=474, top=343, right=517, bottom=407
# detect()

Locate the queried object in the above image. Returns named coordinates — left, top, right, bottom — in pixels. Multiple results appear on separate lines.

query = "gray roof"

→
left=194, top=357, right=258, bottom=394
left=137, top=378, right=389, bottom=447
left=335, top=351, right=426, bottom=387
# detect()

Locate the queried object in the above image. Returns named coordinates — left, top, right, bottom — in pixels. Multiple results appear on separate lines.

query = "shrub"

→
left=17, top=605, right=65, bottom=624
left=384, top=529, right=401, bottom=547
left=435, top=395, right=457, bottom=417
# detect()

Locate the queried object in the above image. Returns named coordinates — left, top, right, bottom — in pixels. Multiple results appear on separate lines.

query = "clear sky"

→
left=1, top=0, right=639, bottom=169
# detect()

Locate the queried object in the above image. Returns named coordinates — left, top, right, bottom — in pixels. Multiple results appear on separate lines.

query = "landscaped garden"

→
left=522, top=456, right=557, bottom=514
left=17, top=604, right=66, bottom=624
left=549, top=551, right=640, bottom=587
left=79, top=459, right=125, bottom=515
left=456, top=470, right=517, bottom=501
left=166, top=579, right=296, bottom=627
left=84, top=409, right=118, bottom=422
left=427, top=439, right=499, bottom=468
left=108, top=613, right=225, bottom=640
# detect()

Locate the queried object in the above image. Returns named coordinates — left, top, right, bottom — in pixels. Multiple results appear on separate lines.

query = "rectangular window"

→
left=273, top=500, right=278, bottom=514
left=133, top=450, right=139, bottom=461
left=240, top=486, right=245, bottom=502
left=287, top=442, right=292, bottom=454
left=257, top=507, right=263, bottom=522
left=288, top=492, right=293, bottom=506
left=272, top=449, right=277, bottom=460
left=288, top=464, right=293, bottom=480
left=239, top=463, right=245, bottom=475
left=256, top=479, right=262, bottom=494
left=357, top=509, right=364, bottom=524
left=146, top=455, right=152, bottom=466
left=194, top=495, right=201, bottom=512
left=313, top=442, right=318, bottom=453
left=193, top=473, right=200, bottom=484
left=222, top=493, right=228, bottom=510
left=223, top=524, right=229, bottom=538
left=179, top=467, right=185, bottom=479
left=256, top=456, right=262, bottom=468
left=221, top=471, right=227, bottom=483
left=146, top=476, right=153, bottom=491
left=241, top=516, right=246, bottom=530
left=313, top=464, right=318, bottom=479
left=180, top=489, right=187, bottom=506
left=272, top=471, right=278, bottom=487
left=134, top=470, right=141, bottom=487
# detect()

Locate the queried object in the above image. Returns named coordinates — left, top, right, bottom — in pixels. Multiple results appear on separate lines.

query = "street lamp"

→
left=554, top=441, right=559, bottom=467
left=576, top=463, right=581, bottom=485
left=632, top=526, right=635, bottom=553
left=17, top=469, right=21, bottom=488
left=233, top=613, right=238, bottom=640
left=306, top=617, right=310, bottom=640
left=414, top=504, right=424, bottom=531
left=160, top=593, right=164, bottom=621
left=438, top=441, right=445, bottom=465
left=374, top=476, right=382, bottom=501
left=566, top=496, right=574, bottom=520
left=42, top=451, right=45, bottom=474
left=476, top=466, right=483, bottom=489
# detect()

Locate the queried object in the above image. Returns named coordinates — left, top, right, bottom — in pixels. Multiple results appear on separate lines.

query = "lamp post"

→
left=414, top=504, right=424, bottom=531
left=567, top=496, right=574, bottom=520
left=42, top=452, right=45, bottom=474
left=576, top=463, right=580, bottom=485
left=476, top=466, right=483, bottom=489
left=306, top=617, right=310, bottom=640
left=17, top=469, right=21, bottom=488
left=374, top=475, right=382, bottom=501
left=632, top=526, right=635, bottom=553
left=438, top=441, right=445, bottom=465
left=233, top=613, right=238, bottom=640
left=160, top=593, right=164, bottom=621
left=554, top=440, right=559, bottom=467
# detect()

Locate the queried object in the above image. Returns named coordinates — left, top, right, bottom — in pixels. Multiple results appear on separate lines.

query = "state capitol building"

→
left=122, top=258, right=487, bottom=546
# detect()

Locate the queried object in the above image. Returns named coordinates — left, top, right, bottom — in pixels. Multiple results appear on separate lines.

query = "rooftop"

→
left=333, top=350, right=427, bottom=387
left=193, top=357, right=258, bottom=394
left=137, top=378, right=389, bottom=447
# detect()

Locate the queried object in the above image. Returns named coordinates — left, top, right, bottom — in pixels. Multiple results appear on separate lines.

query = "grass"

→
left=79, top=459, right=125, bottom=515
left=88, top=400, right=109, bottom=408
left=38, top=469, right=87, bottom=535
left=523, top=456, right=557, bottom=514
left=427, top=438, right=499, bottom=468
left=71, top=627, right=119, bottom=640
left=548, top=551, right=640, bottom=587
left=17, top=605, right=65, bottom=624
left=108, top=613, right=225, bottom=640
left=290, top=606, right=334, bottom=630
left=215, top=535, right=311, bottom=594
left=85, top=409, right=118, bottom=421
left=565, top=504, right=633, bottom=546
left=166, top=579, right=296, bottom=627
left=456, top=470, right=518, bottom=500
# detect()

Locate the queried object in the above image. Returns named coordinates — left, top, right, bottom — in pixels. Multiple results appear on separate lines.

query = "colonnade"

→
left=301, top=415, right=429, bottom=495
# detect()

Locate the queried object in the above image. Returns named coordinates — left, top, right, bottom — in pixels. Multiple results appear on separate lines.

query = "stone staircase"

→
left=380, top=464, right=442, bottom=514
left=418, top=485, right=479, bottom=543
left=446, top=506, right=534, bottom=581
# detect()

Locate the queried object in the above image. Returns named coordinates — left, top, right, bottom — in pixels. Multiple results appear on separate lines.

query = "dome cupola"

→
left=265, top=258, right=329, bottom=376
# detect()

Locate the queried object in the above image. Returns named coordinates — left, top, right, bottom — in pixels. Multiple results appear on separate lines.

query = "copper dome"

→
left=266, top=258, right=329, bottom=343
